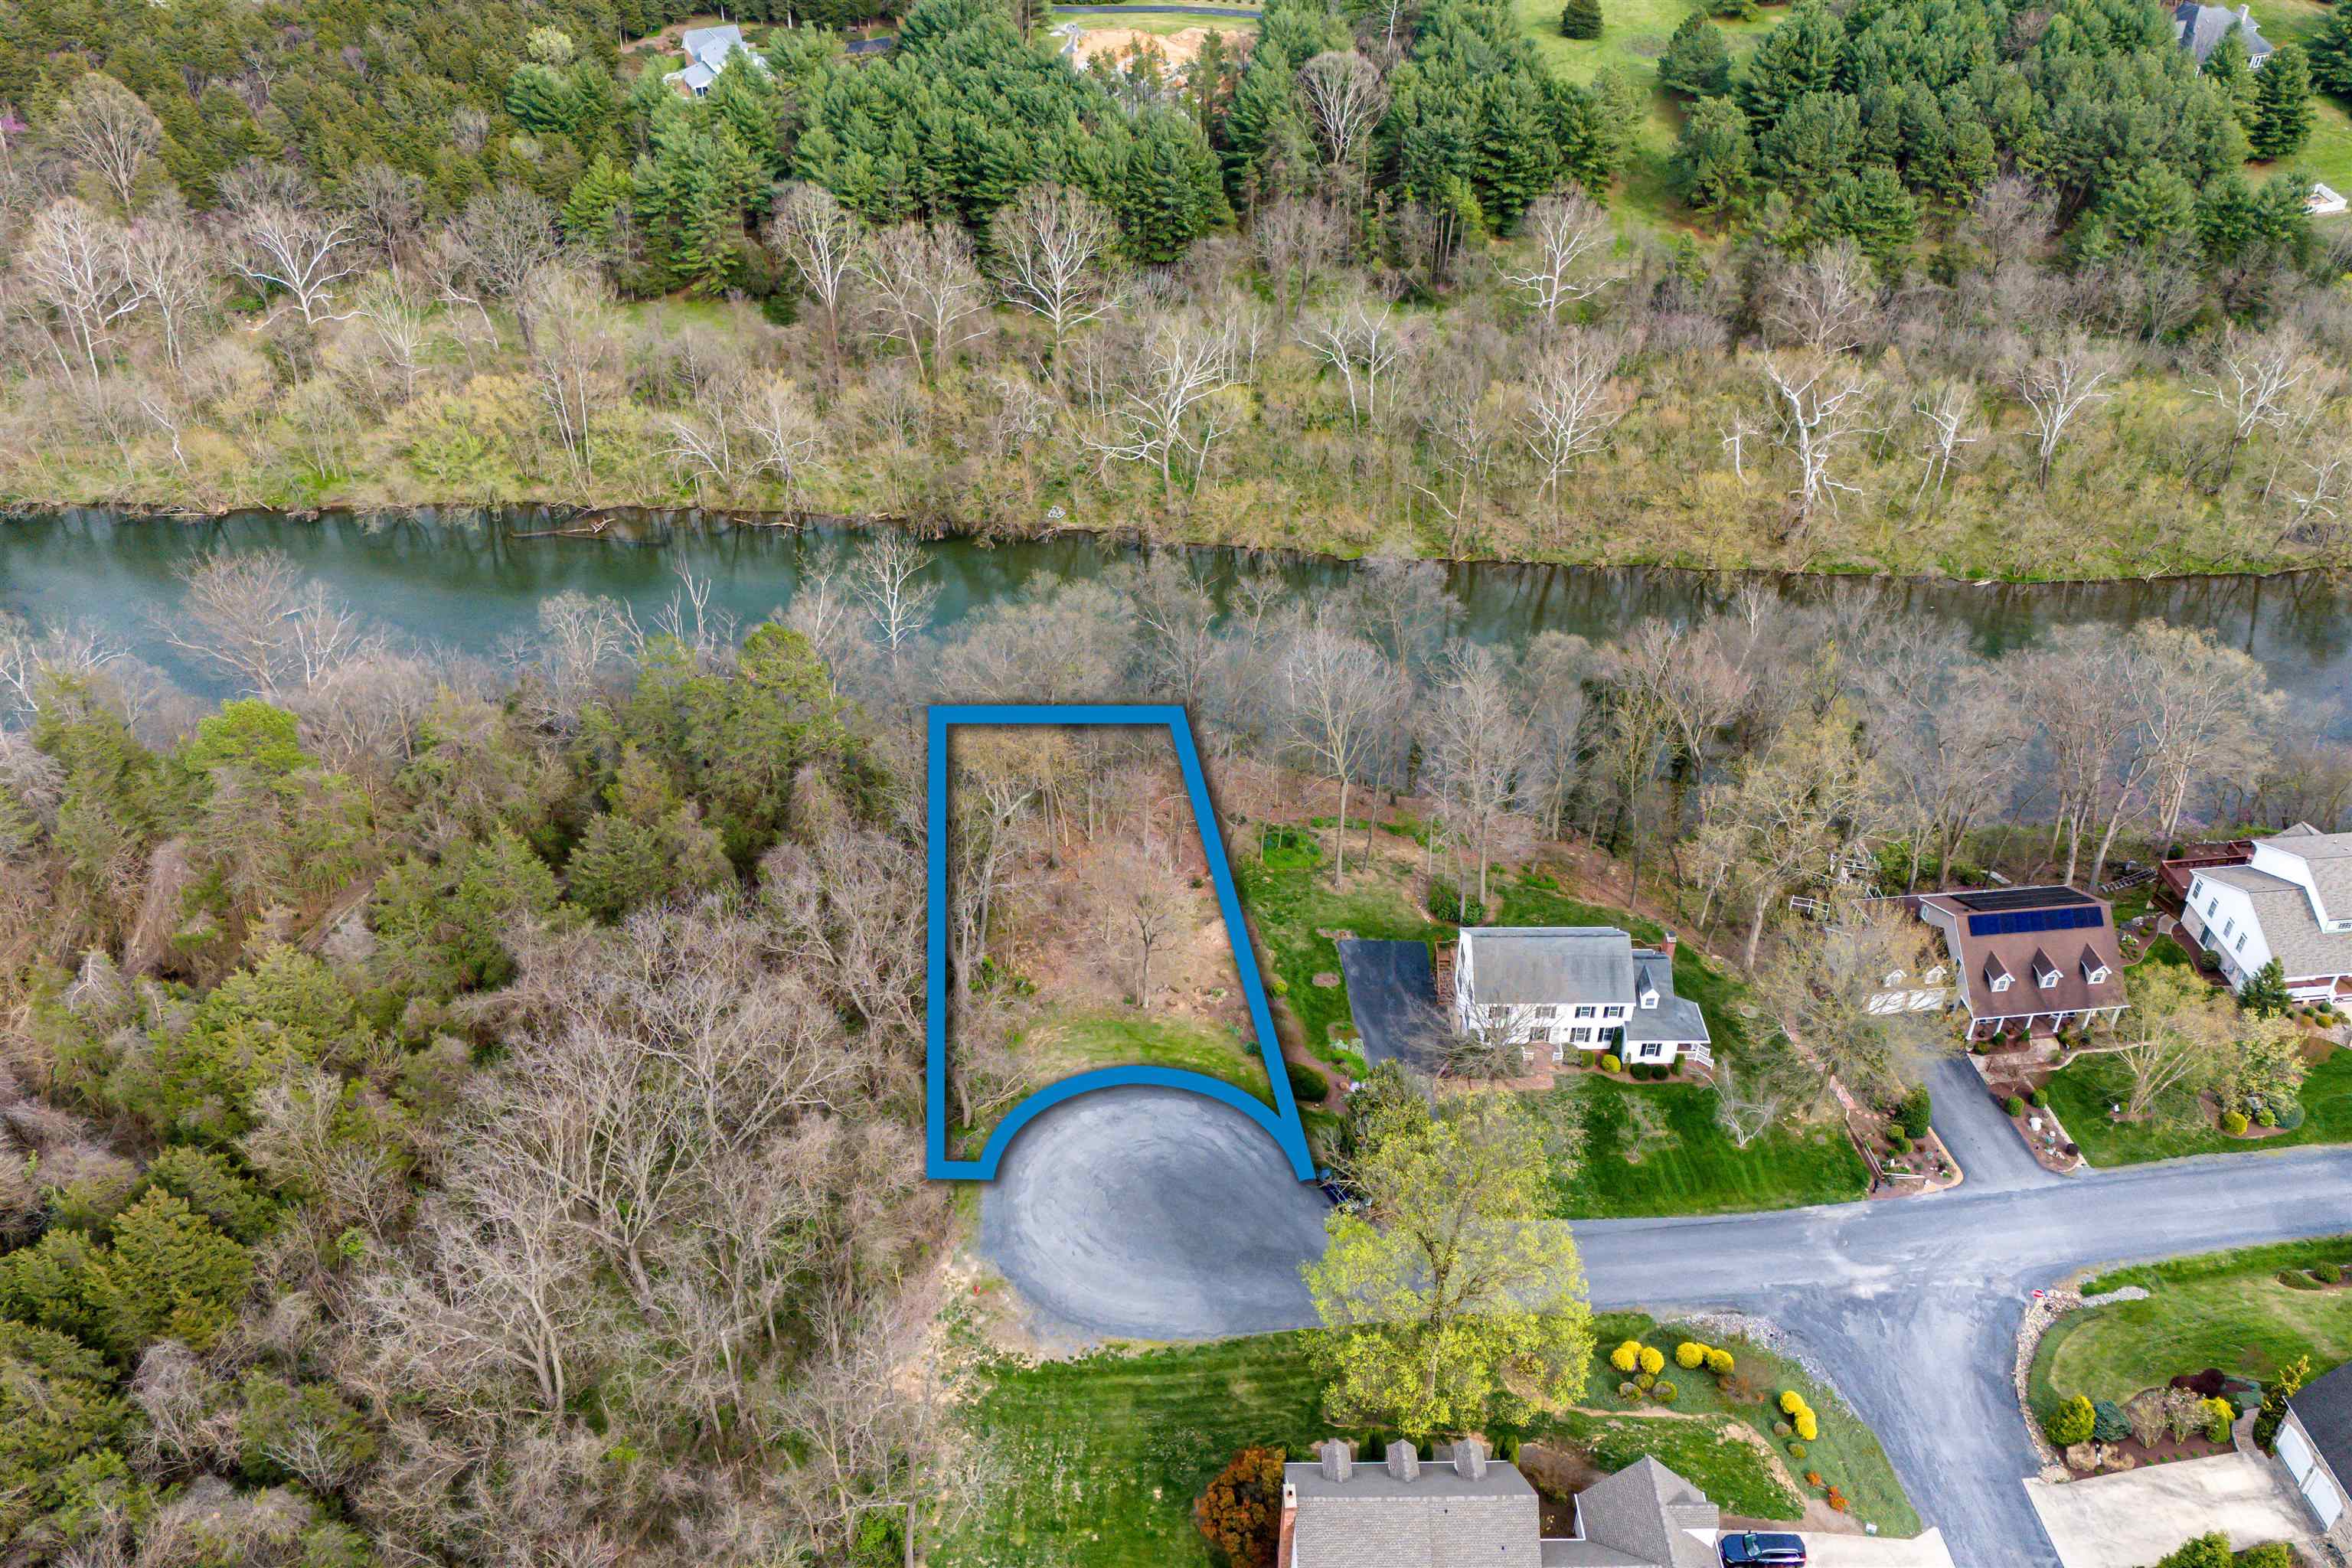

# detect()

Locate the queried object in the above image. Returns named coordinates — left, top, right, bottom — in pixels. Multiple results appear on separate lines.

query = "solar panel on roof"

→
left=1965, top=906, right=2103, bottom=938
left=1950, top=887, right=2096, bottom=913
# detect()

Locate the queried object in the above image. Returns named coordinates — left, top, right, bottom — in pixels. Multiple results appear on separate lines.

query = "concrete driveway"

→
left=979, top=1086, right=2352, bottom=1567
left=1923, top=1054, right=2060, bottom=1194
left=2023, top=1453, right=2312, bottom=1568
left=1800, top=1528, right=1958, bottom=1568
left=1334, top=938, right=1441, bottom=1070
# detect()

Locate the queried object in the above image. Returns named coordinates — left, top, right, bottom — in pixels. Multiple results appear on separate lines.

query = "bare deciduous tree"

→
left=2005, top=330, right=2118, bottom=488
left=15, top=199, right=143, bottom=388
left=1278, top=622, right=1398, bottom=880
left=1297, top=51, right=1389, bottom=180
left=1085, top=317, right=1237, bottom=495
left=1517, top=328, right=1626, bottom=505
left=521, top=262, right=621, bottom=479
left=2194, top=324, right=2308, bottom=492
left=768, top=181, right=865, bottom=382
left=1499, top=190, right=1617, bottom=328
left=225, top=185, right=362, bottom=327
left=859, top=220, right=985, bottom=385
left=1761, top=353, right=1882, bottom=532
left=336, top=162, right=427, bottom=279
left=1296, top=296, right=1413, bottom=430
left=990, top=183, right=1119, bottom=367
left=123, top=208, right=215, bottom=372
left=158, top=550, right=374, bottom=697
left=1762, top=241, right=1877, bottom=354
left=50, top=74, right=159, bottom=214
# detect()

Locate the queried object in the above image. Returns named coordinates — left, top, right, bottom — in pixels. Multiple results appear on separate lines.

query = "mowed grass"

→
left=2043, top=1044, right=2352, bottom=1166
left=1534, top=1076, right=1870, bottom=1217
left=2239, top=0, right=2352, bottom=200
left=952, top=1335, right=1328, bottom=1568
left=1235, top=851, right=1437, bottom=1068
left=1566, top=1312, right=1921, bottom=1534
left=1029, top=1011, right=1274, bottom=1099
left=2030, top=1238, right=2352, bottom=1417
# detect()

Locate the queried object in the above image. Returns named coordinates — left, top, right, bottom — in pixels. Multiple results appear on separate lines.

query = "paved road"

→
left=980, top=1088, right=2352, bottom=1568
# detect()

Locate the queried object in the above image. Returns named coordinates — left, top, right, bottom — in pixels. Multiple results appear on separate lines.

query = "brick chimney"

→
left=1661, top=929, right=1678, bottom=960
left=1452, top=1438, right=1488, bottom=1479
left=1276, top=1481, right=1298, bottom=1568
left=1386, top=1440, right=1420, bottom=1482
left=1318, top=1438, right=1354, bottom=1482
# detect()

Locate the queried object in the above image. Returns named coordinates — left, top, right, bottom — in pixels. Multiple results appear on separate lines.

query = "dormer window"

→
left=2030, top=949, right=2060, bottom=989
left=1991, top=974, right=2012, bottom=993
left=2080, top=946, right=2109, bottom=986
left=1641, top=991, right=1657, bottom=1010
left=2040, top=969, right=2060, bottom=990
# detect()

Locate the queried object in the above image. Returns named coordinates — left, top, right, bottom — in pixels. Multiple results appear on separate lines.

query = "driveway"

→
left=1334, top=938, right=1442, bottom=1070
left=978, top=1087, right=2352, bottom=1567
left=1800, top=1529, right=1958, bottom=1568
left=1924, top=1054, right=2060, bottom=1194
left=2023, top=1453, right=2312, bottom=1568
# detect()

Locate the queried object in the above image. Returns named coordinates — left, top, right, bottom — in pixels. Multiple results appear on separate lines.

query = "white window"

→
left=1601, top=1006, right=1622, bottom=1019
left=2236, top=932, right=2249, bottom=952
left=1570, top=1027, right=1592, bottom=1044
left=1642, top=991, right=1658, bottom=1009
left=1574, top=1004, right=1596, bottom=1019
left=1992, top=975, right=2011, bottom=992
left=2040, top=969, right=2058, bottom=989
left=1639, top=1043, right=1664, bottom=1060
left=1530, top=1004, right=1557, bottom=1021
left=2086, top=965, right=2109, bottom=985
left=2223, top=918, right=2236, bottom=938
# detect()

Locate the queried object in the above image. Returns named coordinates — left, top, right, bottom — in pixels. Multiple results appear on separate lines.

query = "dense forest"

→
left=0, top=0, right=2350, bottom=578
left=0, top=531, right=2331, bottom=1560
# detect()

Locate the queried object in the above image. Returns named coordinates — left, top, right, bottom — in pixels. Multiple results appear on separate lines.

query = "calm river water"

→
left=5, top=508, right=2350, bottom=728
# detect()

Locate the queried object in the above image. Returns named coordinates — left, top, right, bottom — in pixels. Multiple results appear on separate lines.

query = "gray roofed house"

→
left=2279, top=1361, right=2352, bottom=1542
left=2181, top=823, right=2352, bottom=1000
left=2175, top=1, right=2275, bottom=66
left=666, top=23, right=769, bottom=96
left=1277, top=1442, right=1720, bottom=1568
left=1451, top=926, right=1711, bottom=1072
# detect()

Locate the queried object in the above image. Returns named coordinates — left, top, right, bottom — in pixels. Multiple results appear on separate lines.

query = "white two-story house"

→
left=2183, top=824, right=2352, bottom=999
left=1452, top=926, right=1712, bottom=1069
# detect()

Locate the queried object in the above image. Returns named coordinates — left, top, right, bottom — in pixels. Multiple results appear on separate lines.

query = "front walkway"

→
left=2022, top=1453, right=2313, bottom=1568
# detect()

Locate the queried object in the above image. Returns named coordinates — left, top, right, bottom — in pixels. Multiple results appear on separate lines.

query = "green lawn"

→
left=1534, top=1076, right=1868, bottom=1217
left=2238, top=0, right=2352, bottom=200
left=2029, top=1238, right=2352, bottom=1422
left=1234, top=853, right=1436, bottom=1071
left=2043, top=1044, right=2352, bottom=1167
left=1564, top=1312, right=1921, bottom=1534
left=954, top=1312, right=1919, bottom=1563
left=1029, top=1011, right=1273, bottom=1099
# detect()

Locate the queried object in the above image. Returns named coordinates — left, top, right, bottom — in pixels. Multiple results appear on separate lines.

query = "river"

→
left=6, top=508, right=2350, bottom=728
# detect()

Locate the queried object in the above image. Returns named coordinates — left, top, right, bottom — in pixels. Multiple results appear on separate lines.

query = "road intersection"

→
left=981, top=1085, right=2352, bottom=1568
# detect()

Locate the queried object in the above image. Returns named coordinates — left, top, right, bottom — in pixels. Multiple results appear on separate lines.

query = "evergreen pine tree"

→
left=505, top=62, right=583, bottom=135
left=1755, top=89, right=1860, bottom=201
left=1819, top=162, right=1917, bottom=263
left=2311, top=2, right=2352, bottom=97
left=2095, top=162, right=2196, bottom=249
left=1659, top=14, right=1733, bottom=97
left=2239, top=957, right=2292, bottom=1018
left=1671, top=96, right=1755, bottom=214
left=561, top=154, right=635, bottom=243
left=1477, top=75, right=1560, bottom=228
left=1736, top=1, right=1846, bottom=128
left=2250, top=44, right=2317, bottom=159
left=2204, top=29, right=2256, bottom=128
left=1560, top=0, right=1603, bottom=41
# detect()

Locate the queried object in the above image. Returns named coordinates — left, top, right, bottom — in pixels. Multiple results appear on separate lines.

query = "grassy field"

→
left=1535, top=1075, right=1870, bottom=1217
left=1569, top=1312, right=1921, bottom=1534
left=1233, top=851, right=1434, bottom=1072
left=2029, top=1238, right=2352, bottom=1420
left=2043, top=1044, right=2352, bottom=1166
left=2239, top=0, right=2352, bottom=199
left=1027, top=1011, right=1274, bottom=1099
left=954, top=1312, right=1918, bottom=1563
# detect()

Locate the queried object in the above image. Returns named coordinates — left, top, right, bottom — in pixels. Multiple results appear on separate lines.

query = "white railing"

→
left=1682, top=1044, right=1714, bottom=1070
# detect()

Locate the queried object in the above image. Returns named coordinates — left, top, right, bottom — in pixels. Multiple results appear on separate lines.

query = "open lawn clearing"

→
left=2238, top=0, right=2352, bottom=199
left=1236, top=852, right=1433, bottom=1072
left=1027, top=1011, right=1272, bottom=1099
left=1573, top=1311, right=1922, bottom=1537
left=952, top=1334, right=1327, bottom=1568
left=2043, top=1045, right=2352, bottom=1167
left=1533, top=1076, right=1869, bottom=1217
left=1546, top=1408, right=1804, bottom=1518
left=2030, top=1236, right=2352, bottom=1415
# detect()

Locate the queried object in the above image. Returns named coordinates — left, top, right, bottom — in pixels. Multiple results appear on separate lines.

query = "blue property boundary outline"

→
left=926, top=704, right=1316, bottom=1182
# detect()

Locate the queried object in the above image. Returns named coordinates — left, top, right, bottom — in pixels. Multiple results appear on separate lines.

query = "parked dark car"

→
left=1719, top=1532, right=1807, bottom=1567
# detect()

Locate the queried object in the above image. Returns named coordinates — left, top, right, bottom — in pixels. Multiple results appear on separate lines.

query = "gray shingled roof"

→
left=1462, top=927, right=1638, bottom=1008
left=2201, top=862, right=2352, bottom=980
left=2292, top=1360, right=2352, bottom=1475
left=1572, top=1457, right=1720, bottom=1568
left=2263, top=824, right=2352, bottom=925
left=2176, top=1, right=2273, bottom=62
left=1285, top=1453, right=1544, bottom=1568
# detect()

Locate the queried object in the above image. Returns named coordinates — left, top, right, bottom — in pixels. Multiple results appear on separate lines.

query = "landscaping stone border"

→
left=2011, top=1284, right=2151, bottom=1478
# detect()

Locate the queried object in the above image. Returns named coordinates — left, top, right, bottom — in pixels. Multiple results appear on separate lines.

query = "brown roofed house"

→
left=1913, top=886, right=2128, bottom=1042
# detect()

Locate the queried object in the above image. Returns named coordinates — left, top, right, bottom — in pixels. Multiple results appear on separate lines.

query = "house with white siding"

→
left=1451, top=926, right=1712, bottom=1070
left=2181, top=823, right=2352, bottom=999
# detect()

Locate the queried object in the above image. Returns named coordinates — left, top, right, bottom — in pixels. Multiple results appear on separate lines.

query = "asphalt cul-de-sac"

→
left=979, top=1085, right=2352, bottom=1568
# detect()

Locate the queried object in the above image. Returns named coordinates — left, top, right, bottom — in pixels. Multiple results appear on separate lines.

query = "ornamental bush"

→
left=2029, top=1089, right=2049, bottom=1109
left=2318, top=1264, right=2344, bottom=1284
left=1706, top=1348, right=1735, bottom=1375
left=1676, top=1341, right=1708, bottom=1370
left=2256, top=1107, right=2278, bottom=1128
left=1619, top=1380, right=1637, bottom=1396
left=1774, top=1421, right=1794, bottom=1439
left=1611, top=1341, right=1642, bottom=1374
left=1600, top=1054, right=1623, bottom=1075
left=1779, top=1390, right=1805, bottom=1416
left=1635, top=1371, right=1656, bottom=1392
left=1805, top=1470, right=1824, bottom=1488
left=1787, top=1442, right=1807, bottom=1459
left=2004, top=1096, right=2027, bottom=1118
left=1795, top=1410, right=1818, bottom=1442
left=1638, top=1346, right=1665, bottom=1377
left=1195, top=1446, right=1285, bottom=1567
left=2222, top=1110, right=2250, bottom=1135
left=2201, top=1396, right=2236, bottom=1444
left=2046, top=1394, right=2097, bottom=1447
left=2091, top=1399, right=2131, bottom=1444
left=1654, top=1380, right=1679, bottom=1403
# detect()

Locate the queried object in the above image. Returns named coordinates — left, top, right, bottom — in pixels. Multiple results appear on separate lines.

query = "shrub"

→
left=1707, top=1348, right=1735, bottom=1375
left=2200, top=1396, right=2236, bottom=1444
left=1794, top=1410, right=1818, bottom=1442
left=1826, top=1488, right=1848, bottom=1513
left=2046, top=1395, right=2097, bottom=1447
left=1638, top=1346, right=1665, bottom=1377
left=1787, top=1442, right=1807, bottom=1459
left=2278, top=1101, right=2308, bottom=1131
left=1599, top=1054, right=1623, bottom=1075
left=2318, top=1264, right=2344, bottom=1285
left=2004, top=1096, right=2027, bottom=1118
left=2153, top=1533, right=2233, bottom=1568
left=2090, top=1399, right=2131, bottom=1444
left=1618, top=1380, right=1637, bottom=1396
left=1194, top=1446, right=1285, bottom=1566
left=1635, top=1372, right=1656, bottom=1392
left=2256, top=1107, right=2278, bottom=1128
left=1887, top=1132, right=1911, bottom=1155
left=1610, top=1341, right=1642, bottom=1374
left=1778, top=1390, right=1805, bottom=1416
left=2279, top=1269, right=2322, bottom=1289
left=1773, top=1421, right=1794, bottom=1439
left=1804, top=1470, right=1824, bottom=1488
left=1675, top=1341, right=1708, bottom=1370
left=1654, top=1380, right=1678, bottom=1404
left=1896, top=1085, right=1932, bottom=1138
left=2222, top=1110, right=2250, bottom=1135
left=1560, top=0, right=1602, bottom=38
left=2239, top=1544, right=2295, bottom=1568
left=2029, top=1089, right=2049, bottom=1109
left=1426, top=877, right=1472, bottom=923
